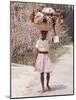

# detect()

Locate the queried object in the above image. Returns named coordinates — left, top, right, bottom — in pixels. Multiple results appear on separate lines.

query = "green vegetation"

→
left=11, top=2, right=74, bottom=65
left=12, top=43, right=71, bottom=65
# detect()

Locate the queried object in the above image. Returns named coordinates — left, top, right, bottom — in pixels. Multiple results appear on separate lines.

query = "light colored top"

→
left=35, top=39, right=49, bottom=52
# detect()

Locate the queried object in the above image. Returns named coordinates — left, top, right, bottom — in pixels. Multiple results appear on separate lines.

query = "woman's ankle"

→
left=42, top=87, right=46, bottom=92
left=47, top=84, right=51, bottom=88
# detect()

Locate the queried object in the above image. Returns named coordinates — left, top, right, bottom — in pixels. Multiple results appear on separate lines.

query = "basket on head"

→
left=35, top=22, right=53, bottom=31
left=30, top=7, right=56, bottom=31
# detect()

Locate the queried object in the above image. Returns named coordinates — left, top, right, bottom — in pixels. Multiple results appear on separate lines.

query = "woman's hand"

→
left=32, top=62, right=35, bottom=67
left=32, top=49, right=38, bottom=67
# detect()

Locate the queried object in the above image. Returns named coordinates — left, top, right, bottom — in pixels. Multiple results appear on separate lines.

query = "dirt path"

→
left=11, top=45, right=73, bottom=98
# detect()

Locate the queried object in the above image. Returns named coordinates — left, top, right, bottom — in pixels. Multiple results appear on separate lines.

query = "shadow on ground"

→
left=38, top=84, right=67, bottom=93
left=49, top=84, right=66, bottom=92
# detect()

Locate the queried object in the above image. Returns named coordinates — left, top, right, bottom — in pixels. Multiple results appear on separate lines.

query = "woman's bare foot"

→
left=47, top=85, right=51, bottom=91
left=42, top=88, right=46, bottom=92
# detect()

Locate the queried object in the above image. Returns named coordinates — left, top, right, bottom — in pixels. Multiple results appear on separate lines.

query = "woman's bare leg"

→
left=40, top=72, right=45, bottom=92
left=46, top=72, right=51, bottom=90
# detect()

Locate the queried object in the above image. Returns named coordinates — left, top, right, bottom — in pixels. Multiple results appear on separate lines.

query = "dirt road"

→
left=11, top=45, right=73, bottom=98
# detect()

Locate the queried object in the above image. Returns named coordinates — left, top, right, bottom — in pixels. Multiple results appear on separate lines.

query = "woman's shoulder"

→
left=44, top=39, right=49, bottom=43
left=37, top=38, right=41, bottom=42
left=36, top=38, right=48, bottom=43
left=36, top=39, right=42, bottom=44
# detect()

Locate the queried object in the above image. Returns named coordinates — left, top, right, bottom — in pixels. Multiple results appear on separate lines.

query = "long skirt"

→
left=35, top=53, right=53, bottom=73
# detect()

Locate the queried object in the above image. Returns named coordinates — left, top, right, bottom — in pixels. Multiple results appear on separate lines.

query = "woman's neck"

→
left=42, top=38, right=46, bottom=41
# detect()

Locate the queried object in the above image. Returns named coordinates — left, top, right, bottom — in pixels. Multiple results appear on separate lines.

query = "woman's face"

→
left=41, top=31, right=48, bottom=39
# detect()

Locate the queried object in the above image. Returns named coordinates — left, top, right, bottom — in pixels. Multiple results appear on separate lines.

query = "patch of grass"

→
left=12, top=52, right=36, bottom=65
left=49, top=44, right=69, bottom=63
left=12, top=44, right=70, bottom=65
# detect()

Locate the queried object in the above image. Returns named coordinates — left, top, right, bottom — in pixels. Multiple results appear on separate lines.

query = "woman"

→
left=34, top=30, right=53, bottom=92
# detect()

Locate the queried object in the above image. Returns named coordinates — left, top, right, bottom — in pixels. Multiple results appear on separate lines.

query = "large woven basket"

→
left=30, top=7, right=56, bottom=31
left=35, top=22, right=53, bottom=31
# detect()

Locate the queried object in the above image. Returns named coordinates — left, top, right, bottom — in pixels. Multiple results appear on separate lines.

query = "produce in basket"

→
left=30, top=7, right=55, bottom=30
left=30, top=7, right=64, bottom=31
